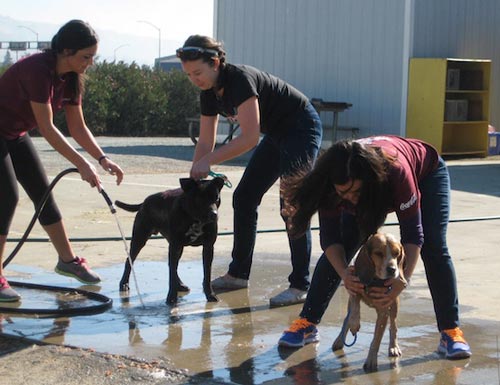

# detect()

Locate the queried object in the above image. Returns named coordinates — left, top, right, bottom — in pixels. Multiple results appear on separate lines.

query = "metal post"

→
left=113, top=44, right=130, bottom=62
left=137, top=20, right=161, bottom=69
left=17, top=25, right=38, bottom=50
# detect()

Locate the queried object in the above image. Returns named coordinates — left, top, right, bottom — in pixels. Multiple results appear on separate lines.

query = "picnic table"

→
left=310, top=98, right=356, bottom=141
left=186, top=117, right=240, bottom=145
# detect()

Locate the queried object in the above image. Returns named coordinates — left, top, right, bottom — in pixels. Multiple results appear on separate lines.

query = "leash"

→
left=208, top=170, right=232, bottom=188
left=2, top=168, right=113, bottom=316
left=340, top=307, right=358, bottom=347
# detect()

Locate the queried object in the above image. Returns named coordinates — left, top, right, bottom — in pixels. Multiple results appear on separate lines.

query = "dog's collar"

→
left=363, top=277, right=389, bottom=293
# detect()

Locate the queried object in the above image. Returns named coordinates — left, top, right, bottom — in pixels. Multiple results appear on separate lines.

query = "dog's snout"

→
left=207, top=208, right=218, bottom=221
left=386, top=266, right=397, bottom=277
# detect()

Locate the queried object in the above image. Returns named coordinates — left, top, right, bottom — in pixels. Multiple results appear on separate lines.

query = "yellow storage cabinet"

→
left=406, top=58, right=491, bottom=156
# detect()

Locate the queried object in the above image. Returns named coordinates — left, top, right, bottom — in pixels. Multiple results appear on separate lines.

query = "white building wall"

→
left=412, top=0, right=500, bottom=128
left=214, top=0, right=500, bottom=136
left=214, top=0, right=409, bottom=137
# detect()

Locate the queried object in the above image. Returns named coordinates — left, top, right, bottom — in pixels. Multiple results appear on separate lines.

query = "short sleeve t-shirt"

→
left=318, top=135, right=439, bottom=250
left=199, top=63, right=308, bottom=135
left=0, top=51, right=80, bottom=139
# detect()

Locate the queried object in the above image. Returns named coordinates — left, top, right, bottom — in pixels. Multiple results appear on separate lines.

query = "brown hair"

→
left=48, top=20, right=98, bottom=101
left=283, top=140, right=393, bottom=241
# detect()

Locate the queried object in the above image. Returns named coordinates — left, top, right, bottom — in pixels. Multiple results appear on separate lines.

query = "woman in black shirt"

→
left=176, top=35, right=322, bottom=306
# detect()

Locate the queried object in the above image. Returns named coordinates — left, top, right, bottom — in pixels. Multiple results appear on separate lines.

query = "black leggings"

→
left=0, top=134, right=61, bottom=235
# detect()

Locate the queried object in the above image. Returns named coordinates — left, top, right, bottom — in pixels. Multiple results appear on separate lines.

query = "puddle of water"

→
left=1, top=260, right=499, bottom=385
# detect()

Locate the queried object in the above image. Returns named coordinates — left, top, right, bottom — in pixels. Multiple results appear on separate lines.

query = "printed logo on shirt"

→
left=400, top=193, right=417, bottom=211
left=356, top=136, right=393, bottom=145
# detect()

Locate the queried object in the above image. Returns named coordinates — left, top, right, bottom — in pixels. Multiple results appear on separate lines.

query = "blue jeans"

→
left=301, top=157, right=460, bottom=331
left=228, top=103, right=322, bottom=290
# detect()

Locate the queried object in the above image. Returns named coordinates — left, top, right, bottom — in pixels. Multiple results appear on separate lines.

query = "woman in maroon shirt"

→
left=278, top=136, right=471, bottom=360
left=0, top=20, right=123, bottom=301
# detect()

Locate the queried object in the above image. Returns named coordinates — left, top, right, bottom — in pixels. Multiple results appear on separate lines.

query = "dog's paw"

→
left=363, top=357, right=378, bottom=372
left=348, top=320, right=360, bottom=335
left=389, top=345, right=402, bottom=357
left=166, top=295, right=178, bottom=305
left=206, top=293, right=219, bottom=302
left=177, top=283, right=190, bottom=292
left=331, top=336, right=344, bottom=351
left=119, top=282, right=130, bottom=292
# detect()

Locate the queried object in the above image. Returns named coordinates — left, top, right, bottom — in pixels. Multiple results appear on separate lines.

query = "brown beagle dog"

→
left=332, top=232, right=407, bottom=372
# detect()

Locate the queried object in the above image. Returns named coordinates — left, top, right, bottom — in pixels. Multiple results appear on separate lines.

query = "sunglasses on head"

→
left=176, top=46, right=219, bottom=60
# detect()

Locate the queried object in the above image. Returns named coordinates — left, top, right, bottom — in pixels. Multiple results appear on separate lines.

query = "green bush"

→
left=60, top=61, right=199, bottom=136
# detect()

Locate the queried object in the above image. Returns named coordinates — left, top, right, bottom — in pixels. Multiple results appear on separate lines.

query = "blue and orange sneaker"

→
left=438, top=327, right=471, bottom=359
left=278, top=318, right=319, bottom=348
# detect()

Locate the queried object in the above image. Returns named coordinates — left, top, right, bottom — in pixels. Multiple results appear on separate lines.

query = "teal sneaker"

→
left=278, top=318, right=319, bottom=348
left=0, top=276, right=21, bottom=302
left=438, top=327, right=471, bottom=359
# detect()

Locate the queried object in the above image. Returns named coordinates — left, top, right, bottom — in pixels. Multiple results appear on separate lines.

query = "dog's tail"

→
left=114, top=200, right=142, bottom=212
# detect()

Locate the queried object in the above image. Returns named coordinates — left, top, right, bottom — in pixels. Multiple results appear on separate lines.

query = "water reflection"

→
left=0, top=262, right=491, bottom=385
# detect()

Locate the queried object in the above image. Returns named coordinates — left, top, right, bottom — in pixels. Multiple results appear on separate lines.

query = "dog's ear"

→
left=355, top=238, right=376, bottom=285
left=386, top=233, right=405, bottom=265
left=396, top=242, right=405, bottom=267
left=212, top=177, right=225, bottom=191
left=179, top=178, right=198, bottom=192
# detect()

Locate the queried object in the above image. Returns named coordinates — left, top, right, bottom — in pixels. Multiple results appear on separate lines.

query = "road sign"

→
left=9, top=42, right=27, bottom=51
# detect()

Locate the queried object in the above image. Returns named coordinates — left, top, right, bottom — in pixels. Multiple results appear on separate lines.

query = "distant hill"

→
left=0, top=14, right=181, bottom=66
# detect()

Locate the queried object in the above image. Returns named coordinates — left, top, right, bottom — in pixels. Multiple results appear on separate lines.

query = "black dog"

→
left=115, top=177, right=225, bottom=304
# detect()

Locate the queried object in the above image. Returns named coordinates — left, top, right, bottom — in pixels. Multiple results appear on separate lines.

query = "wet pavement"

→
left=1, top=137, right=500, bottom=384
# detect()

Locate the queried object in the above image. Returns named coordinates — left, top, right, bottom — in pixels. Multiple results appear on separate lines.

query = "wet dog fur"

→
left=332, top=232, right=406, bottom=372
left=115, top=177, right=225, bottom=305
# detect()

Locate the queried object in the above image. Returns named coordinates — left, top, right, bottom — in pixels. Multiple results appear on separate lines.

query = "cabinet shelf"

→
left=441, top=150, right=486, bottom=156
left=406, top=58, right=491, bottom=157
left=443, top=120, right=489, bottom=125
left=446, top=90, right=488, bottom=94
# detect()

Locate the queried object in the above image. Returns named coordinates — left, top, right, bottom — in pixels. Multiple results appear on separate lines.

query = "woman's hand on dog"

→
left=368, top=277, right=407, bottom=309
left=342, top=266, right=365, bottom=296
left=190, top=158, right=211, bottom=180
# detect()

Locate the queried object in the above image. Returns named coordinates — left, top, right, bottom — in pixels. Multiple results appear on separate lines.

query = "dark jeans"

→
left=0, top=134, right=62, bottom=235
left=301, top=157, right=460, bottom=331
left=228, top=103, right=323, bottom=290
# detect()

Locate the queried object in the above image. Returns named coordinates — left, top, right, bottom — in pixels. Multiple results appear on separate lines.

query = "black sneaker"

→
left=55, top=257, right=101, bottom=284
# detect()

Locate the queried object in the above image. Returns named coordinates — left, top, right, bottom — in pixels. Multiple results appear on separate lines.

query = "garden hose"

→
left=1, top=168, right=113, bottom=316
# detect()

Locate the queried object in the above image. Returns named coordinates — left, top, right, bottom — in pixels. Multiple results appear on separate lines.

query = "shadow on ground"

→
left=448, top=163, right=500, bottom=197
left=100, top=143, right=252, bottom=167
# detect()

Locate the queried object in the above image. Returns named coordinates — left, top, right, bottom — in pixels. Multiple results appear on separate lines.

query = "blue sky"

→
left=0, top=0, right=214, bottom=65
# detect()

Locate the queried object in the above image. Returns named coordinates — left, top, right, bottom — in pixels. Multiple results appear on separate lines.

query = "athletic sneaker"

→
left=0, top=276, right=21, bottom=302
left=278, top=318, right=319, bottom=348
left=438, top=327, right=472, bottom=359
left=270, top=287, right=307, bottom=307
left=211, top=274, right=248, bottom=291
left=55, top=257, right=101, bottom=284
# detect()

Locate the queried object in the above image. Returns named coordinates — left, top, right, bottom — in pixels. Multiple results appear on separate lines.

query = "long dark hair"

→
left=47, top=20, right=98, bottom=101
left=284, top=140, right=393, bottom=241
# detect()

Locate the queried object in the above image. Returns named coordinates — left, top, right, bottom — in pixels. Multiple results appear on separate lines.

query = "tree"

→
left=2, top=51, right=13, bottom=67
